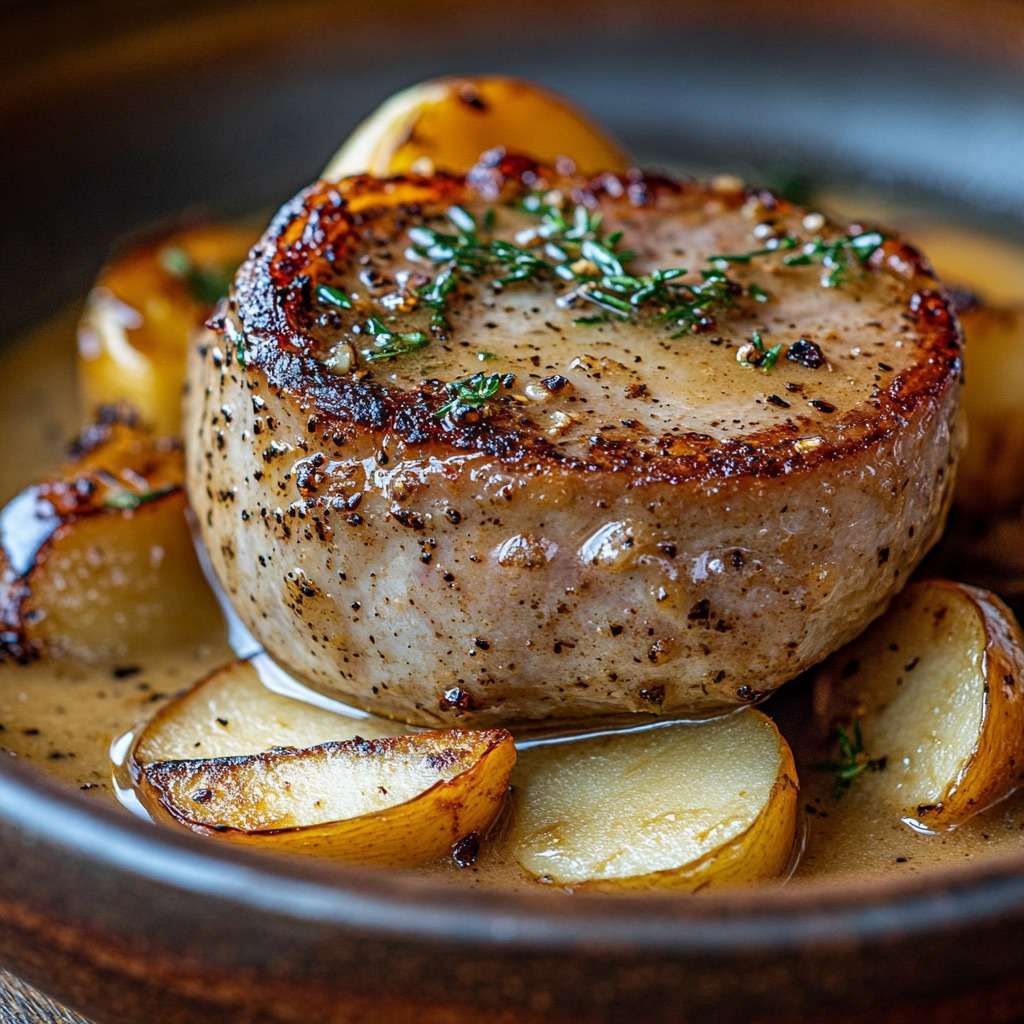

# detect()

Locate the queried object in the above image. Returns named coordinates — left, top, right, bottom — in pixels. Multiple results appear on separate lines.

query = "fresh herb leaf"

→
left=750, top=332, right=784, bottom=372
left=710, top=236, right=797, bottom=265
left=358, top=316, right=428, bottom=362
left=435, top=372, right=504, bottom=420
left=739, top=331, right=784, bottom=372
left=316, top=283, right=353, bottom=309
left=104, top=485, right=178, bottom=511
left=814, top=721, right=887, bottom=798
left=658, top=269, right=742, bottom=337
left=783, top=231, right=886, bottom=288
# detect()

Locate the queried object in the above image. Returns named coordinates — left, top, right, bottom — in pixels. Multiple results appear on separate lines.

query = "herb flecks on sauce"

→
left=309, top=190, right=886, bottom=408
left=783, top=231, right=886, bottom=289
left=815, top=720, right=887, bottom=798
left=357, top=317, right=429, bottom=362
left=434, top=372, right=507, bottom=421
left=737, top=331, right=784, bottom=373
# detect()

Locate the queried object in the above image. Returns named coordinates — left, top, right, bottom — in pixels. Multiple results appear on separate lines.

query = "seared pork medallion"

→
left=187, top=152, right=962, bottom=727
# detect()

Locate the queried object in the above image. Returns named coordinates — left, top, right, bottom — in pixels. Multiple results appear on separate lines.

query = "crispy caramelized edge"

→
left=217, top=153, right=963, bottom=485
left=136, top=727, right=514, bottom=837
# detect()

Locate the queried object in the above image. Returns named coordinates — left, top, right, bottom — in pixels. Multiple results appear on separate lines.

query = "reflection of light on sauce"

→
left=578, top=520, right=635, bottom=569
left=515, top=707, right=742, bottom=751
left=108, top=727, right=152, bottom=822
left=187, top=507, right=261, bottom=660
left=251, top=652, right=376, bottom=720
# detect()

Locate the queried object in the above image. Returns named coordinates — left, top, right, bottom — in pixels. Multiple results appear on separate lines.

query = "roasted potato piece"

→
left=955, top=303, right=1024, bottom=515
left=136, top=728, right=515, bottom=866
left=814, top=580, right=1024, bottom=829
left=324, top=76, right=627, bottom=179
left=0, top=413, right=219, bottom=661
left=78, top=223, right=256, bottom=434
left=509, top=712, right=798, bottom=892
left=133, top=657, right=404, bottom=764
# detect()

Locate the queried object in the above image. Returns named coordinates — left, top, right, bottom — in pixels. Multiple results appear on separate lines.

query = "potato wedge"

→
left=0, top=413, right=219, bottom=661
left=955, top=302, right=1024, bottom=515
left=78, top=222, right=256, bottom=434
left=813, top=579, right=1024, bottom=829
left=136, top=728, right=515, bottom=866
left=324, top=76, right=627, bottom=179
left=509, top=712, right=798, bottom=892
left=133, top=657, right=404, bottom=765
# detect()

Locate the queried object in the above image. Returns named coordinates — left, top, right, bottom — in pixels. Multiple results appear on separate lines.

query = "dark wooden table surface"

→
left=0, top=972, right=88, bottom=1023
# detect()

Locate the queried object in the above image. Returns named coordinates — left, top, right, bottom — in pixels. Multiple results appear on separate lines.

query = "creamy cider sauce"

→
left=2, top=203, right=1023, bottom=892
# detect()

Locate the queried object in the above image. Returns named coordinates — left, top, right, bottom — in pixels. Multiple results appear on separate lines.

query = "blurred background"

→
left=2, top=0, right=1023, bottom=339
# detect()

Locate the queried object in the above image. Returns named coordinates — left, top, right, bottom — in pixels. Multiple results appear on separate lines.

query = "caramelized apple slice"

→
left=137, top=728, right=516, bottom=866
left=510, top=711, right=798, bottom=892
left=78, top=222, right=256, bottom=433
left=0, top=414, right=219, bottom=661
left=814, top=580, right=1024, bottom=829
left=324, top=76, right=627, bottom=179
left=133, top=658, right=404, bottom=764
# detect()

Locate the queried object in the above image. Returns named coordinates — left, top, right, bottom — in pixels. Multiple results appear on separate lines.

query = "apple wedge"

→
left=813, top=579, right=1024, bottom=829
left=955, top=302, right=1024, bottom=515
left=324, top=75, right=627, bottom=179
left=1, top=414, right=220, bottom=662
left=509, top=711, right=798, bottom=892
left=133, top=658, right=405, bottom=764
left=78, top=222, right=256, bottom=433
left=136, top=727, right=516, bottom=866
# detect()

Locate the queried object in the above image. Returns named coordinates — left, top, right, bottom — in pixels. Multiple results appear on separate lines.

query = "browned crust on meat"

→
left=221, top=153, right=962, bottom=486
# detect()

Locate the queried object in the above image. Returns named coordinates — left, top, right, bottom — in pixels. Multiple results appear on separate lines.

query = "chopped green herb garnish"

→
left=435, top=372, right=505, bottom=420
left=739, top=331, right=784, bottom=372
left=160, top=247, right=235, bottom=305
left=783, top=231, right=886, bottom=288
left=656, top=269, right=742, bottom=337
left=316, top=283, right=353, bottom=309
left=104, top=485, right=178, bottom=511
left=710, top=236, right=797, bottom=265
left=814, top=720, right=887, bottom=798
left=359, top=316, right=428, bottom=362
left=476, top=351, right=497, bottom=361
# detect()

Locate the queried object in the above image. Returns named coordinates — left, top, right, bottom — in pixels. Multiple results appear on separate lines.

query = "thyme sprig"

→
left=814, top=721, right=887, bottom=798
left=434, top=372, right=505, bottom=420
left=709, top=236, right=798, bottom=265
left=358, top=317, right=428, bottom=362
left=104, top=484, right=178, bottom=511
left=738, top=330, right=784, bottom=372
left=316, top=283, right=353, bottom=309
left=783, top=231, right=885, bottom=288
left=408, top=206, right=550, bottom=331
left=312, top=194, right=884, bottom=373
